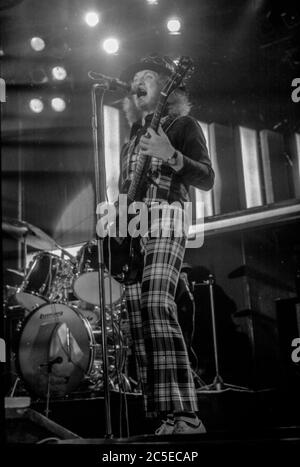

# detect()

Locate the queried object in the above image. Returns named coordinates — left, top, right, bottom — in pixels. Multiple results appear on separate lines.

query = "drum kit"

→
left=3, top=218, right=132, bottom=401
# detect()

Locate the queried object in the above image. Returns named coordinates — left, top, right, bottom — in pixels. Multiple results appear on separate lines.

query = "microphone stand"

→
left=91, top=84, right=113, bottom=438
left=195, top=274, right=249, bottom=392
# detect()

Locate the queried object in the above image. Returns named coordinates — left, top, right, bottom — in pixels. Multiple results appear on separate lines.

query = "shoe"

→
left=173, top=417, right=207, bottom=435
left=155, top=418, right=175, bottom=435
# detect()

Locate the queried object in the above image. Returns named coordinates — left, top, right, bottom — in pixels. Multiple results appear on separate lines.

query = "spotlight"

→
left=167, top=18, right=181, bottom=35
left=51, top=97, right=66, bottom=112
left=51, top=66, right=67, bottom=81
left=30, top=37, right=45, bottom=52
left=146, top=0, right=158, bottom=5
left=85, top=11, right=100, bottom=27
left=29, top=98, right=44, bottom=113
left=102, top=38, right=119, bottom=54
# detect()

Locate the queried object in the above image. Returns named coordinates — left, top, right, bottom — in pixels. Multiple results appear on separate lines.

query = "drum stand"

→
left=21, top=236, right=27, bottom=276
left=91, top=83, right=113, bottom=438
left=196, top=274, right=249, bottom=393
left=41, top=356, right=63, bottom=418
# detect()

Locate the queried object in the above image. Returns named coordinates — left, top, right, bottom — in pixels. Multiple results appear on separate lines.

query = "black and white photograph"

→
left=1, top=0, right=300, bottom=462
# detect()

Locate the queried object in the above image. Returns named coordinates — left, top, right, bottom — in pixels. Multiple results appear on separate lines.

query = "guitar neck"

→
left=127, top=99, right=167, bottom=202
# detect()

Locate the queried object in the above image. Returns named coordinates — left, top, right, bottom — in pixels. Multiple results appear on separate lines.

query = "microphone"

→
left=88, top=71, right=132, bottom=93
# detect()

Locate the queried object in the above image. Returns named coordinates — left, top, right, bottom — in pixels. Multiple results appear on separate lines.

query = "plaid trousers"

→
left=125, top=231, right=198, bottom=418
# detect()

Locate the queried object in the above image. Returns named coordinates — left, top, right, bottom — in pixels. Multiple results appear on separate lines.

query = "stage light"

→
left=30, top=37, right=45, bottom=52
left=51, top=66, right=67, bottom=81
left=167, top=18, right=181, bottom=34
left=85, top=11, right=100, bottom=27
left=51, top=97, right=66, bottom=112
left=146, top=0, right=158, bottom=5
left=29, top=98, right=44, bottom=113
left=102, top=38, right=119, bottom=54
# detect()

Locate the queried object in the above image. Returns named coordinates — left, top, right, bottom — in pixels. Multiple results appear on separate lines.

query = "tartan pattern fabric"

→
left=125, top=229, right=198, bottom=417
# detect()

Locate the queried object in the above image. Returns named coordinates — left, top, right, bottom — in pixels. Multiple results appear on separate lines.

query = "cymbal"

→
left=25, top=223, right=59, bottom=250
left=2, top=219, right=28, bottom=237
left=2, top=217, right=58, bottom=250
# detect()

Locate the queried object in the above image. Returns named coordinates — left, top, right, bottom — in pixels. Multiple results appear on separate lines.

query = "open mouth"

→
left=136, top=89, right=147, bottom=98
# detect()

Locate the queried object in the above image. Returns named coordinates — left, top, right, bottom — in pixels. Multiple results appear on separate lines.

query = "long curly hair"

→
left=122, top=87, right=192, bottom=126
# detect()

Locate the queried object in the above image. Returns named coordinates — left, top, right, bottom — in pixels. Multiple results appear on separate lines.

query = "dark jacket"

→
left=121, top=114, right=214, bottom=205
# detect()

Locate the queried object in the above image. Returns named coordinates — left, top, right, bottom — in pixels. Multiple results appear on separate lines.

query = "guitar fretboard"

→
left=127, top=98, right=166, bottom=202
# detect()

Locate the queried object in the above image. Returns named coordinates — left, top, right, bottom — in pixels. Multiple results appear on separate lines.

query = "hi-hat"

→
left=2, top=219, right=28, bottom=237
left=2, top=217, right=59, bottom=250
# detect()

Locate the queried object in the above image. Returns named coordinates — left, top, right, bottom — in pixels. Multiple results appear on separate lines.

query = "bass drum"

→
left=17, top=303, right=95, bottom=398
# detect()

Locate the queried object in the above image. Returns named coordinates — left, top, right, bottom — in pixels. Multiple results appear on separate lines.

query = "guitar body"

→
left=102, top=234, right=143, bottom=285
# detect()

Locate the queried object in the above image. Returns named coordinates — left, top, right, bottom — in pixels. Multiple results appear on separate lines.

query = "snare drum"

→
left=73, top=241, right=123, bottom=306
left=16, top=303, right=95, bottom=398
left=16, top=252, right=74, bottom=312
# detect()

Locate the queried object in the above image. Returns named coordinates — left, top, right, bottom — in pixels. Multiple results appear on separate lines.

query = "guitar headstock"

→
left=162, top=56, right=194, bottom=97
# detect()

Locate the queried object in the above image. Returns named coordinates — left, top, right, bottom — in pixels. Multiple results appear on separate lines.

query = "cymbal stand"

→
left=91, top=83, right=112, bottom=438
left=196, top=274, right=249, bottom=392
left=40, top=356, right=63, bottom=418
left=9, top=377, right=21, bottom=397
left=21, top=234, right=27, bottom=276
left=60, top=249, right=69, bottom=304
left=45, top=369, right=51, bottom=418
